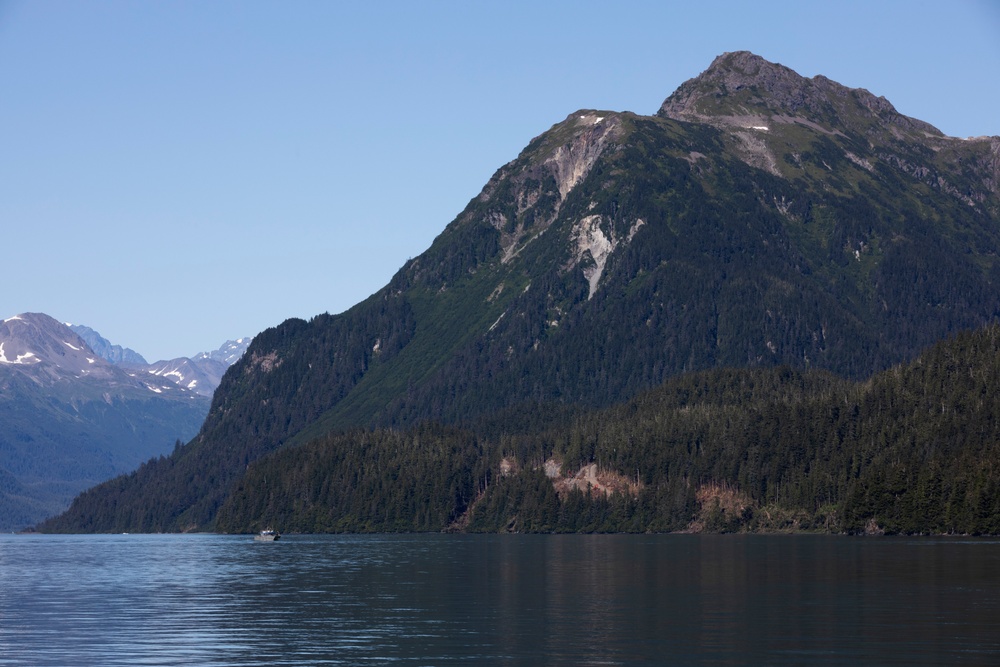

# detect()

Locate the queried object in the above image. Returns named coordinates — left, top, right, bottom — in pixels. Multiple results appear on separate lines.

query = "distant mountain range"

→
left=0, top=313, right=249, bottom=530
left=70, top=324, right=251, bottom=397
left=125, top=338, right=252, bottom=398
left=42, top=52, right=1000, bottom=535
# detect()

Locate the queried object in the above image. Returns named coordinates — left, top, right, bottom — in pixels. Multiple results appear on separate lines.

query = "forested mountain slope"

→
left=47, top=325, right=1000, bottom=535
left=42, top=52, right=1000, bottom=533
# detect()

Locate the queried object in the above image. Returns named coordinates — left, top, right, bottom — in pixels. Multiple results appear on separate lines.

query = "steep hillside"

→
left=205, top=324, right=1000, bottom=536
left=50, top=325, right=1000, bottom=535
left=43, top=52, right=1000, bottom=533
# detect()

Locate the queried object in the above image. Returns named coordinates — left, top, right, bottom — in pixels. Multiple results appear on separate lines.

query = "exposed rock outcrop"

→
left=659, top=50, right=942, bottom=138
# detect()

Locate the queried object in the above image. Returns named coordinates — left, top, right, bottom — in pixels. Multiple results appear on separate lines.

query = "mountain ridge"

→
left=70, top=324, right=148, bottom=366
left=70, top=324, right=253, bottom=398
left=129, top=337, right=253, bottom=397
left=659, top=51, right=944, bottom=138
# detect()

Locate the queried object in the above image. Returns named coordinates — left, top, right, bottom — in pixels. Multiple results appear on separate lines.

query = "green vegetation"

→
left=213, top=326, right=1000, bottom=535
left=46, top=325, right=1000, bottom=535
left=0, top=379, right=208, bottom=531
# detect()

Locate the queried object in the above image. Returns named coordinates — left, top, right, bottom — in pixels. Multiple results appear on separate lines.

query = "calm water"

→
left=1, top=534, right=999, bottom=666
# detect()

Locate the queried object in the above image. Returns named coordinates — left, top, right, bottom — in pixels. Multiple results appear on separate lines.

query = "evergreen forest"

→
left=45, top=324, right=1000, bottom=535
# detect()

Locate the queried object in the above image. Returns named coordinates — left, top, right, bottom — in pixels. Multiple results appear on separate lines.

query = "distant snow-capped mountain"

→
left=0, top=312, right=210, bottom=531
left=1, top=313, right=185, bottom=395
left=129, top=337, right=252, bottom=397
left=73, top=326, right=253, bottom=398
left=197, top=338, right=252, bottom=366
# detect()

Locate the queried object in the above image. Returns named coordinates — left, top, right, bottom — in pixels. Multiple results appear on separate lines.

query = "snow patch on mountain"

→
left=68, top=325, right=253, bottom=397
left=0, top=343, right=39, bottom=365
left=135, top=337, right=252, bottom=397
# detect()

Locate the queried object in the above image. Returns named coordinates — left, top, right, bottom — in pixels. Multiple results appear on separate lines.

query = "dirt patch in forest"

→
left=543, top=458, right=642, bottom=498
left=685, top=481, right=754, bottom=533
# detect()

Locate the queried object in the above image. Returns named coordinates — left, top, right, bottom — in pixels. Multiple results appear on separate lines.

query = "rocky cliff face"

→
left=462, top=111, right=626, bottom=266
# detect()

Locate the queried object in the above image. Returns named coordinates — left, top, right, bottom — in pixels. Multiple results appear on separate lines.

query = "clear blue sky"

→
left=2, top=1, right=998, bottom=361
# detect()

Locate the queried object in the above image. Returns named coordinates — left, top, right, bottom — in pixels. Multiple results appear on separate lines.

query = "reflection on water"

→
left=1, top=534, right=999, bottom=665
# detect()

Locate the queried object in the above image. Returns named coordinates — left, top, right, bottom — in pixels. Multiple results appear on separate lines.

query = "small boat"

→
left=254, top=529, right=280, bottom=542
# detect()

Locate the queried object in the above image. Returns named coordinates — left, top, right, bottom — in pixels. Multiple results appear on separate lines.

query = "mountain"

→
left=72, top=325, right=252, bottom=398
left=0, top=313, right=210, bottom=531
left=43, top=52, right=1000, bottom=533
left=196, top=338, right=253, bottom=366
left=133, top=338, right=252, bottom=398
left=69, top=324, right=148, bottom=366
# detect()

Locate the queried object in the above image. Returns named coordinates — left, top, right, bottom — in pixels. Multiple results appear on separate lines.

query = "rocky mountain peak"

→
left=0, top=313, right=105, bottom=379
left=0, top=312, right=204, bottom=397
left=143, top=337, right=252, bottom=397
left=70, top=324, right=147, bottom=366
left=658, top=50, right=941, bottom=139
left=195, top=337, right=253, bottom=366
left=660, top=51, right=806, bottom=113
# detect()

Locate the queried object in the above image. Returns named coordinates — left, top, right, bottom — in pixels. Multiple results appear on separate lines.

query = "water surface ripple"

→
left=1, top=534, right=999, bottom=665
